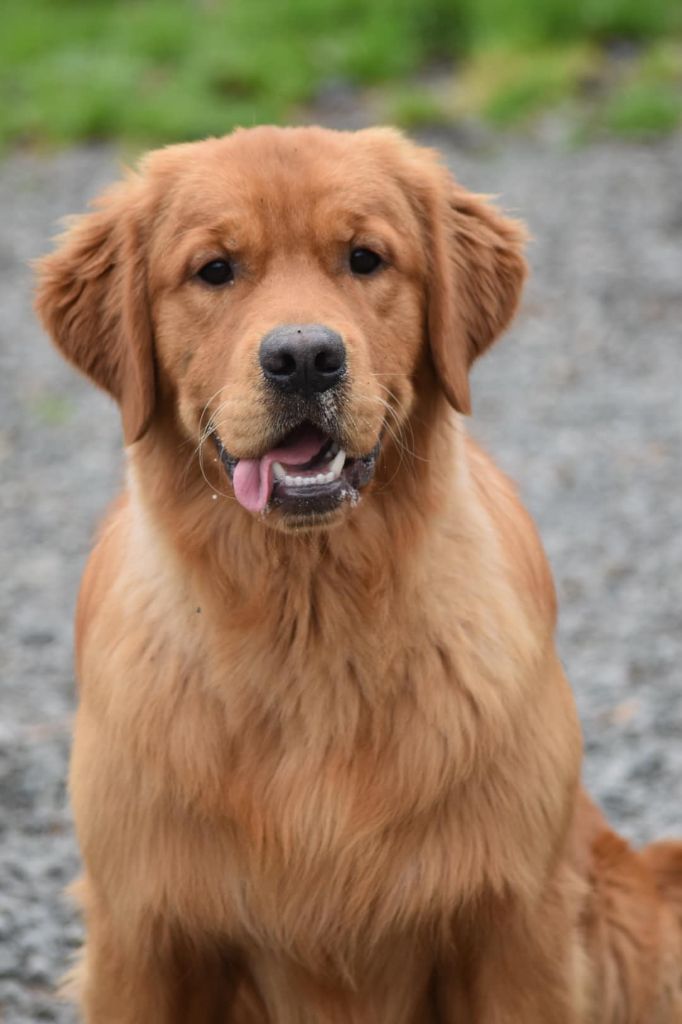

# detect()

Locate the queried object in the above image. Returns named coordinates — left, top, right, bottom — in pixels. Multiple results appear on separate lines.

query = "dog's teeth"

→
left=272, top=462, right=285, bottom=482
left=329, top=448, right=345, bottom=479
left=282, top=467, right=342, bottom=488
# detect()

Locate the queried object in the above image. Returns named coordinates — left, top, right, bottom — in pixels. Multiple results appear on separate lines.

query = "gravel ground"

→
left=0, top=130, right=680, bottom=1022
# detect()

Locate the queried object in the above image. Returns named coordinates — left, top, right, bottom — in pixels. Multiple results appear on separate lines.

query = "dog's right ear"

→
left=35, top=178, right=155, bottom=445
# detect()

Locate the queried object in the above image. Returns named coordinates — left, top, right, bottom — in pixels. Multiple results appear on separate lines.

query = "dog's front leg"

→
left=435, top=884, right=589, bottom=1024
left=67, top=882, right=242, bottom=1023
left=435, top=942, right=584, bottom=1024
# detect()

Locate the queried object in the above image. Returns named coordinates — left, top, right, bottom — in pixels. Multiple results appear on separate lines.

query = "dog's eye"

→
left=349, top=248, right=382, bottom=276
left=197, top=259, right=234, bottom=286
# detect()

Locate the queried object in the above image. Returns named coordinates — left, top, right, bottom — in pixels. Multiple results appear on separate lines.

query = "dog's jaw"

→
left=212, top=425, right=382, bottom=525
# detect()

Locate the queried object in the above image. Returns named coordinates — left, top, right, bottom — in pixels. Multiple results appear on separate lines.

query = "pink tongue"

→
left=232, top=425, right=328, bottom=513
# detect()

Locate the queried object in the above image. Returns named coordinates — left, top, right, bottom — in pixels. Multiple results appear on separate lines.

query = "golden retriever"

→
left=36, top=125, right=681, bottom=1022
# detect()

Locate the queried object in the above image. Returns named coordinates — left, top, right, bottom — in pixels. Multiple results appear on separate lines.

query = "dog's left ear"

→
left=426, top=175, right=528, bottom=414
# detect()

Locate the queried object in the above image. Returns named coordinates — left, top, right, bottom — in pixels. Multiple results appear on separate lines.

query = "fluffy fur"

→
left=35, top=125, right=681, bottom=1022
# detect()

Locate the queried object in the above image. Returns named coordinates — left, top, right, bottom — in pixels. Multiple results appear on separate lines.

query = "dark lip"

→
left=212, top=433, right=238, bottom=481
left=210, top=427, right=381, bottom=517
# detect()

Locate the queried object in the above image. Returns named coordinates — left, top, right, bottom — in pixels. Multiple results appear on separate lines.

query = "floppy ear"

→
left=35, top=178, right=155, bottom=445
left=427, top=177, right=528, bottom=414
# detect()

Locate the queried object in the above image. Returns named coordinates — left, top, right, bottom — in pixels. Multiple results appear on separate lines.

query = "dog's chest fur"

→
left=76, top=511, right=573, bottom=981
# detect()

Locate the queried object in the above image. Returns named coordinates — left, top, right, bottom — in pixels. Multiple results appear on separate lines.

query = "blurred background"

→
left=1, top=0, right=681, bottom=148
left=1, top=2, right=681, bottom=1022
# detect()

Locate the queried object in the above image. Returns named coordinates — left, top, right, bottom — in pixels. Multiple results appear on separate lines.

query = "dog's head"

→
left=36, top=126, right=526, bottom=531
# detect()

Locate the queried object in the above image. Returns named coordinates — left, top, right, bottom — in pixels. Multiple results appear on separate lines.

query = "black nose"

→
left=259, top=324, right=346, bottom=397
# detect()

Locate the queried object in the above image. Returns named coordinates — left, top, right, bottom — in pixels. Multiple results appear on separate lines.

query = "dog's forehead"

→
left=153, top=127, right=417, bottom=240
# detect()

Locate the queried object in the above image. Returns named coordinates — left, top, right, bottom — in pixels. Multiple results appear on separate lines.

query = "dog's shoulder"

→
left=463, top=433, right=557, bottom=625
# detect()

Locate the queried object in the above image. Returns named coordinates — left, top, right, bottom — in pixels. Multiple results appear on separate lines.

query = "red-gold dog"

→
left=36, top=126, right=681, bottom=1022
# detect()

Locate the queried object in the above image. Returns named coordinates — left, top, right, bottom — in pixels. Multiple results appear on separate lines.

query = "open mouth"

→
left=212, top=421, right=380, bottom=518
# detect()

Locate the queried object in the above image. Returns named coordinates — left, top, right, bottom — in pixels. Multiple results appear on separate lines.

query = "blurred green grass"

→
left=1, top=0, right=681, bottom=150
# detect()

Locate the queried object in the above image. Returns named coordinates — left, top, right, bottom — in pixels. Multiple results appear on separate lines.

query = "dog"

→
left=36, top=125, right=681, bottom=1022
